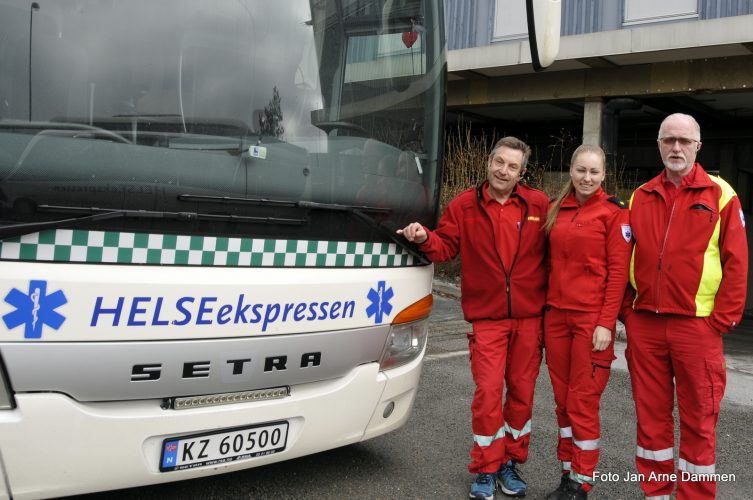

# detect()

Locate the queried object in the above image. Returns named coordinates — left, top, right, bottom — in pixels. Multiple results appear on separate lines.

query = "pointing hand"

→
left=397, top=222, right=428, bottom=244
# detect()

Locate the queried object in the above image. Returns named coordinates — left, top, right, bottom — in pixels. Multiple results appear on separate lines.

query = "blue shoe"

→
left=496, top=460, right=527, bottom=497
left=469, top=473, right=497, bottom=500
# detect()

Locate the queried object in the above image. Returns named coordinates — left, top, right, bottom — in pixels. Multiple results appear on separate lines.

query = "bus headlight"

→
left=379, top=294, right=432, bottom=371
left=379, top=319, right=429, bottom=370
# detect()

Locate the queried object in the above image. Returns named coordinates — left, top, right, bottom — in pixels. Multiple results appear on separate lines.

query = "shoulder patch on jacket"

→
left=621, top=224, right=632, bottom=243
left=607, top=196, right=627, bottom=209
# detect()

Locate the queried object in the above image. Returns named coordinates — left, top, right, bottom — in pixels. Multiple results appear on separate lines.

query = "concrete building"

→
left=445, top=0, right=753, bottom=310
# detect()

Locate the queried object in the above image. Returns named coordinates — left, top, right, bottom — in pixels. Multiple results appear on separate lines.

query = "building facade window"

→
left=624, top=0, right=699, bottom=25
left=493, top=0, right=528, bottom=41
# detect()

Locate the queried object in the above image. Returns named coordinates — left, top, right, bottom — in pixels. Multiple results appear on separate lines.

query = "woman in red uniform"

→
left=542, top=144, right=632, bottom=499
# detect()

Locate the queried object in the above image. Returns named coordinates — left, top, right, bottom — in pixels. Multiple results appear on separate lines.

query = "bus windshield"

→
left=0, top=0, right=444, bottom=244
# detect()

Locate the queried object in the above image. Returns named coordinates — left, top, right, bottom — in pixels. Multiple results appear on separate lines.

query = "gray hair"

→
left=489, top=136, right=532, bottom=169
left=658, top=113, right=701, bottom=141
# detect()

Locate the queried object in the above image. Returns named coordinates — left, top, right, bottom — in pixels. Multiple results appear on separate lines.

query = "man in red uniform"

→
left=398, top=136, right=548, bottom=500
left=623, top=113, right=748, bottom=499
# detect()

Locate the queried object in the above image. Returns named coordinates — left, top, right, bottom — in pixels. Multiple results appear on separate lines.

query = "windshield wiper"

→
left=0, top=210, right=126, bottom=240
left=0, top=120, right=131, bottom=144
left=178, top=194, right=429, bottom=264
left=297, top=201, right=429, bottom=265
left=178, top=194, right=390, bottom=214
left=0, top=205, right=306, bottom=240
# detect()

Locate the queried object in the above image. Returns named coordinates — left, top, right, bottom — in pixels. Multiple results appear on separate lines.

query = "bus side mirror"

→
left=526, top=0, right=561, bottom=71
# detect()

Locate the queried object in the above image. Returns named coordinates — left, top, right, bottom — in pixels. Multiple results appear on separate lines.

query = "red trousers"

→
left=624, top=311, right=726, bottom=499
left=544, top=308, right=614, bottom=489
left=467, top=317, right=543, bottom=473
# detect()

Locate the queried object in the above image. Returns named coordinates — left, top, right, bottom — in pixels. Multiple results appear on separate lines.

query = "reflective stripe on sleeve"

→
left=561, top=461, right=571, bottom=471
left=636, top=446, right=673, bottom=461
left=646, top=496, right=671, bottom=500
left=559, top=426, right=572, bottom=438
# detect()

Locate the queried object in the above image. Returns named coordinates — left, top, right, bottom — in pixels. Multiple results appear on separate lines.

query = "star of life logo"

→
left=366, top=281, right=394, bottom=324
left=3, top=280, right=67, bottom=339
left=621, top=224, right=632, bottom=243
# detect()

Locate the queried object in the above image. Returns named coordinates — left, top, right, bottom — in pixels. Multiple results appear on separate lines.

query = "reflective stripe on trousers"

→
left=468, top=317, right=542, bottom=474
left=573, top=438, right=599, bottom=451
left=504, top=420, right=532, bottom=440
left=636, top=446, right=673, bottom=462
left=625, top=312, right=724, bottom=499
left=474, top=426, right=506, bottom=447
left=473, top=420, right=532, bottom=447
left=679, top=458, right=715, bottom=475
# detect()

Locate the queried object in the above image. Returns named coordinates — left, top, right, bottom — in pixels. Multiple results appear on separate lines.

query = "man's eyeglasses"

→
left=658, top=137, right=700, bottom=147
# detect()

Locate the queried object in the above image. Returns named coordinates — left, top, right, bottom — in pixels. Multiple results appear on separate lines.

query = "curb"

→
left=432, top=279, right=461, bottom=299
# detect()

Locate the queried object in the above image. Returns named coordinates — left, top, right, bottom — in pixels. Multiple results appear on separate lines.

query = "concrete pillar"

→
left=583, top=97, right=603, bottom=146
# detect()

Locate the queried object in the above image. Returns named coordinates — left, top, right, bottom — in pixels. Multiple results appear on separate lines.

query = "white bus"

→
left=0, top=0, right=558, bottom=498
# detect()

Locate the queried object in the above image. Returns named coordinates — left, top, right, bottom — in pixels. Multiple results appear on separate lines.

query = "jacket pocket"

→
left=587, top=360, right=612, bottom=395
left=467, top=332, right=475, bottom=364
left=590, top=361, right=611, bottom=377
left=689, top=202, right=718, bottom=224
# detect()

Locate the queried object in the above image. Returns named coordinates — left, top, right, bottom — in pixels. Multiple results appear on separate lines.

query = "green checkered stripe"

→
left=0, top=229, right=416, bottom=267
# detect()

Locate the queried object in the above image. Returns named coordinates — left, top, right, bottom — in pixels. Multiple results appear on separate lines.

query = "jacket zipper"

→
left=656, top=201, right=676, bottom=313
left=568, top=208, right=580, bottom=262
left=505, top=275, right=512, bottom=317
left=477, top=192, right=527, bottom=318
left=506, top=204, right=527, bottom=317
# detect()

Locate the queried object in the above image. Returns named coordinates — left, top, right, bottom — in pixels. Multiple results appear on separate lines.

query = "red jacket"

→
left=628, top=163, right=748, bottom=333
left=419, top=181, right=548, bottom=321
left=546, top=188, right=632, bottom=330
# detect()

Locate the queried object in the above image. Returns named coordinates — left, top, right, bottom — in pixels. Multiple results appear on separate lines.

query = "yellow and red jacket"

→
left=547, top=188, right=632, bottom=330
left=628, top=163, right=748, bottom=333
left=418, top=181, right=548, bottom=321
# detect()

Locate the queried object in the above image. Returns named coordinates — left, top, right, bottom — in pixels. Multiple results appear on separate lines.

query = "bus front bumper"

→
left=0, top=355, right=423, bottom=500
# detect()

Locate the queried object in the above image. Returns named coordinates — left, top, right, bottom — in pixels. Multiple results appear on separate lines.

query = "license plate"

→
left=159, top=421, right=289, bottom=472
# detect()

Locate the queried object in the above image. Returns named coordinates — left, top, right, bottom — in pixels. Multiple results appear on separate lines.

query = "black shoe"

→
left=560, top=479, right=587, bottom=500
left=545, top=473, right=570, bottom=500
